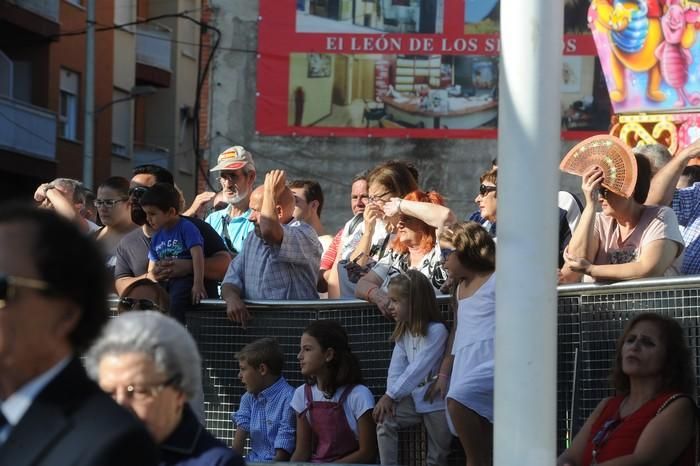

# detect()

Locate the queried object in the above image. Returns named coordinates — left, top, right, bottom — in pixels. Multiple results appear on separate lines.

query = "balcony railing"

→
left=8, top=0, right=59, bottom=23
left=0, top=96, right=56, bottom=160
left=135, top=22, right=172, bottom=72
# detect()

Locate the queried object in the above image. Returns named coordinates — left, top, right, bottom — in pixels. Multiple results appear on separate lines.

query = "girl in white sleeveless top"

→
left=427, top=222, right=496, bottom=466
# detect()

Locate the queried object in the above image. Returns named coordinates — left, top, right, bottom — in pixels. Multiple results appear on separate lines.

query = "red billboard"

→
left=256, top=0, right=608, bottom=139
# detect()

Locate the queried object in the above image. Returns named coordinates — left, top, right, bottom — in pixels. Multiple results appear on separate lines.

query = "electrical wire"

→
left=44, top=10, right=258, bottom=54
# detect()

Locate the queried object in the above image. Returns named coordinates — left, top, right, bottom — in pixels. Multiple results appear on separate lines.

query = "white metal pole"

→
left=494, top=0, right=563, bottom=464
left=82, top=0, right=96, bottom=189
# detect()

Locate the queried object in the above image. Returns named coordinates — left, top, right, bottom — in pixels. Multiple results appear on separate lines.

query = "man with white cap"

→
left=205, top=146, right=257, bottom=255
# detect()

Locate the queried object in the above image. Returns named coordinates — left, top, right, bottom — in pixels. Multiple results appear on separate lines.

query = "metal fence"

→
left=557, top=276, right=700, bottom=454
left=111, top=276, right=700, bottom=462
left=183, top=299, right=443, bottom=464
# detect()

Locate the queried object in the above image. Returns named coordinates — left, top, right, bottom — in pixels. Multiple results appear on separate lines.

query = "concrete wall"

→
left=207, top=0, right=585, bottom=233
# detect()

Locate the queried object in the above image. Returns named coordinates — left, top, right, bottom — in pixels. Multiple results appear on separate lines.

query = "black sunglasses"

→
left=479, top=184, right=497, bottom=196
left=128, top=186, right=149, bottom=199
left=117, top=297, right=162, bottom=312
left=599, top=186, right=610, bottom=199
left=0, top=274, right=53, bottom=309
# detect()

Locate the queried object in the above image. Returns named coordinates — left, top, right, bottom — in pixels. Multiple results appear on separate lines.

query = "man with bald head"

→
left=221, top=170, right=322, bottom=326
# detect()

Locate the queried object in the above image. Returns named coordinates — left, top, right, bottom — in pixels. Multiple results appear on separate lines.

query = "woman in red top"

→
left=558, top=313, right=697, bottom=466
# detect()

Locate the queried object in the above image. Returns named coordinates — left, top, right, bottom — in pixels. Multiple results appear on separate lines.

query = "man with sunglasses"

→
left=0, top=204, right=158, bottom=465
left=114, top=165, right=231, bottom=297
left=205, top=146, right=257, bottom=255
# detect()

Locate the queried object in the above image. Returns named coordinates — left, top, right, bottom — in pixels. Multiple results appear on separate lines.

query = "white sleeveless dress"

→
left=445, top=273, right=495, bottom=434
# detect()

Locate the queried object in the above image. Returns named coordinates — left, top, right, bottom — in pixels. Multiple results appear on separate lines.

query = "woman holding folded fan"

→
left=564, top=153, right=684, bottom=282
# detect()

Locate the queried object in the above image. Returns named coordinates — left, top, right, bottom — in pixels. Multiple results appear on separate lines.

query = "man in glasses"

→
left=205, top=146, right=257, bottom=255
left=114, top=165, right=231, bottom=298
left=0, top=204, right=158, bottom=465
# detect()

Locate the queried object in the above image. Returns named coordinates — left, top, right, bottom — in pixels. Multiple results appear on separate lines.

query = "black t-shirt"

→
left=114, top=216, right=227, bottom=297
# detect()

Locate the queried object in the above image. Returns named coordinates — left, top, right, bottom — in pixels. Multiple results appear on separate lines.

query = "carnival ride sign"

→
left=589, top=0, right=700, bottom=114
left=256, top=0, right=606, bottom=139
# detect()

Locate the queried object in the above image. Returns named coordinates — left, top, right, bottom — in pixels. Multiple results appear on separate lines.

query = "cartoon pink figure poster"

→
left=589, top=0, right=700, bottom=114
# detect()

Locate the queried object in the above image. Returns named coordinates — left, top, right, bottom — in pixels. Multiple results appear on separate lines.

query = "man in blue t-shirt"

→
left=206, top=146, right=257, bottom=255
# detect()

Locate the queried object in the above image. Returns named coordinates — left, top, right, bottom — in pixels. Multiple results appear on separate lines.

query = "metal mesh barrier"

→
left=558, top=276, right=700, bottom=454
left=183, top=299, right=462, bottom=464
left=109, top=276, right=700, bottom=463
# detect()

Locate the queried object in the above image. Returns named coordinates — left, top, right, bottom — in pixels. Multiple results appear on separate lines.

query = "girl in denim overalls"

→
left=290, top=320, right=377, bottom=463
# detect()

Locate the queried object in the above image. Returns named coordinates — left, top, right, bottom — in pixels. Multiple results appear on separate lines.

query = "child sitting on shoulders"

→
left=290, top=320, right=377, bottom=464
left=374, top=270, right=452, bottom=466
left=232, top=338, right=296, bottom=462
left=140, top=183, right=206, bottom=323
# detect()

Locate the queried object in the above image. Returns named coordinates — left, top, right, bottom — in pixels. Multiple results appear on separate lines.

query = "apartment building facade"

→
left=0, top=0, right=205, bottom=203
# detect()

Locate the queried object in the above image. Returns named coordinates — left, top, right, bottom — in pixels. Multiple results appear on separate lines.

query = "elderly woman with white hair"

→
left=85, top=312, right=244, bottom=466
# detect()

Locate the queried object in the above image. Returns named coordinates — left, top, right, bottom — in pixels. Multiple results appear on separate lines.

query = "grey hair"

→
left=52, top=178, right=86, bottom=204
left=241, top=164, right=256, bottom=176
left=85, top=311, right=201, bottom=400
left=634, top=144, right=672, bottom=176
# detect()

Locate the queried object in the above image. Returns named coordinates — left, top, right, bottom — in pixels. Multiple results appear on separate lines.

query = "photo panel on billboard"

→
left=288, top=53, right=498, bottom=130
left=296, top=0, right=445, bottom=34
left=464, top=0, right=591, bottom=34
left=258, top=0, right=607, bottom=138
left=561, top=56, right=611, bottom=132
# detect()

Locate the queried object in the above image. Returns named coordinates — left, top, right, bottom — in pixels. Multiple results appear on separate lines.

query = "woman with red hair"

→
left=355, top=190, right=455, bottom=317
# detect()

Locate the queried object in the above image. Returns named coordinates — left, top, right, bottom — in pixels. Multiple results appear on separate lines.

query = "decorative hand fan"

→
left=560, top=135, right=637, bottom=198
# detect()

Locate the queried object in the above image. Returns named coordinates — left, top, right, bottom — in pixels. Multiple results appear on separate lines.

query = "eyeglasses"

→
left=128, top=186, right=149, bottom=199
left=106, top=374, right=180, bottom=403
left=368, top=191, right=392, bottom=203
left=479, top=184, right=497, bottom=196
left=219, top=172, right=241, bottom=183
left=94, top=198, right=128, bottom=208
left=0, top=274, right=53, bottom=309
left=117, top=297, right=162, bottom=312
left=440, top=248, right=455, bottom=262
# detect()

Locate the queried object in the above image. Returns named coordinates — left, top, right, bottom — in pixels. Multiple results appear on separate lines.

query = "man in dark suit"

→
left=0, top=204, right=158, bottom=466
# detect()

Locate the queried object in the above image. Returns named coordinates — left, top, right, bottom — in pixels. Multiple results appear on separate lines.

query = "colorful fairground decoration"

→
left=589, top=0, right=700, bottom=153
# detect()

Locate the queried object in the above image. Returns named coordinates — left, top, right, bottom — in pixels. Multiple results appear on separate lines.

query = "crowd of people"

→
left=1, top=139, right=700, bottom=465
